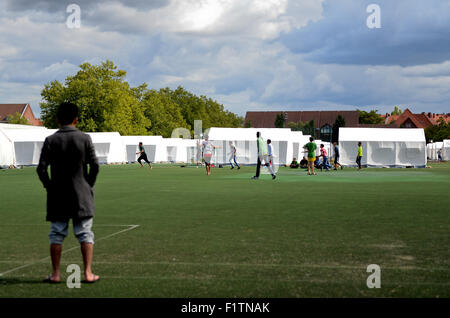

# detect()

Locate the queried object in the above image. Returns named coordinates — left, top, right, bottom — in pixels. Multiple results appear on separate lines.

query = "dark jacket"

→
left=37, top=126, right=99, bottom=222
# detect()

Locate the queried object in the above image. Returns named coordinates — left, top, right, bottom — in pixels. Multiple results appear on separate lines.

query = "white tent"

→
left=443, top=140, right=450, bottom=161
left=121, top=135, right=163, bottom=163
left=87, top=132, right=125, bottom=164
left=0, top=123, right=47, bottom=130
left=157, top=138, right=198, bottom=163
left=0, top=127, right=56, bottom=167
left=338, top=128, right=426, bottom=168
left=426, top=142, right=443, bottom=160
left=206, top=127, right=295, bottom=165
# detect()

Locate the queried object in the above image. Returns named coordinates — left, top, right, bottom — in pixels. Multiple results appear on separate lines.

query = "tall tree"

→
left=391, top=106, right=402, bottom=116
left=141, top=89, right=188, bottom=137
left=274, top=113, right=285, bottom=128
left=358, top=109, right=384, bottom=124
left=40, top=61, right=243, bottom=136
left=40, top=60, right=150, bottom=135
left=288, top=120, right=315, bottom=136
left=161, top=86, right=242, bottom=134
left=332, top=115, right=346, bottom=143
left=425, top=119, right=450, bottom=142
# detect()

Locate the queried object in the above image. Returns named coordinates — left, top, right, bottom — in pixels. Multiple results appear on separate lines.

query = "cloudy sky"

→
left=1, top=0, right=449, bottom=118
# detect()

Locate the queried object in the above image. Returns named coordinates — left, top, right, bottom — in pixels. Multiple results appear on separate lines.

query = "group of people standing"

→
left=293, top=138, right=363, bottom=175
left=197, top=132, right=276, bottom=179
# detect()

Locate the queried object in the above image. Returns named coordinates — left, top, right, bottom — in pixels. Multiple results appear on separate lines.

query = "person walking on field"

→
left=333, top=142, right=343, bottom=170
left=304, top=137, right=317, bottom=175
left=252, top=132, right=276, bottom=180
left=319, top=144, right=331, bottom=171
left=267, top=139, right=274, bottom=165
left=37, top=102, right=100, bottom=284
left=228, top=141, right=240, bottom=170
left=201, top=136, right=218, bottom=176
left=136, top=142, right=152, bottom=169
left=356, top=142, right=363, bottom=170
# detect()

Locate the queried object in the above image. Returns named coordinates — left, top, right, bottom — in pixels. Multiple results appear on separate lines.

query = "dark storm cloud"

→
left=281, top=0, right=450, bottom=67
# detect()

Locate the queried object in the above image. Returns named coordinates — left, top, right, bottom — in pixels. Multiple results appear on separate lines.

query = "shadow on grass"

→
left=0, top=277, right=55, bottom=285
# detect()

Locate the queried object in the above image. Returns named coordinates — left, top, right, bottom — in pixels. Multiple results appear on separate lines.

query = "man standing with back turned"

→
left=37, top=102, right=100, bottom=284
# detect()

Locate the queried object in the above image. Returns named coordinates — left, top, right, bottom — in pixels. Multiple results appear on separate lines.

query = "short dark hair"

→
left=139, top=142, right=143, bottom=145
left=257, top=132, right=261, bottom=137
left=56, top=102, right=79, bottom=125
left=309, top=137, right=314, bottom=142
left=358, top=142, right=362, bottom=146
left=320, top=144, right=324, bottom=147
left=267, top=139, right=271, bottom=143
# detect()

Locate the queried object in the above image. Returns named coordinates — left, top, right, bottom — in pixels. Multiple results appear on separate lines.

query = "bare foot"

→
left=43, top=274, right=60, bottom=283
left=83, top=273, right=100, bottom=283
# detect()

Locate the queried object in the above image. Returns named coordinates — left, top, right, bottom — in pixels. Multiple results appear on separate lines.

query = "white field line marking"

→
left=0, top=224, right=139, bottom=277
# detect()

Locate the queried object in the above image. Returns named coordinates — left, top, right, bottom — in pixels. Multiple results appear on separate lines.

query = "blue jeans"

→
left=49, top=218, right=94, bottom=245
left=229, top=155, right=240, bottom=168
left=322, top=156, right=331, bottom=170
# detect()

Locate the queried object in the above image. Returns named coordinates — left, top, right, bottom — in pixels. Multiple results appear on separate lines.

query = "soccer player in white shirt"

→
left=267, top=139, right=274, bottom=165
left=228, top=141, right=240, bottom=170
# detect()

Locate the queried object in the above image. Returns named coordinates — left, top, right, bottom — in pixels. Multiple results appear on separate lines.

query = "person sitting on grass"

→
left=299, top=156, right=308, bottom=169
left=314, top=156, right=322, bottom=170
left=290, top=158, right=300, bottom=169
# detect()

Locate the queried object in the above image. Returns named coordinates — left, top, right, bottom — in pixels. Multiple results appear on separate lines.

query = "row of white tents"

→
left=427, top=141, right=450, bottom=161
left=0, top=123, right=444, bottom=168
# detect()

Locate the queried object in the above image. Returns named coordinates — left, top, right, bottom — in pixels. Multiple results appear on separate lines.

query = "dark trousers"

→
left=256, top=157, right=271, bottom=177
left=356, top=156, right=362, bottom=169
left=138, top=153, right=150, bottom=164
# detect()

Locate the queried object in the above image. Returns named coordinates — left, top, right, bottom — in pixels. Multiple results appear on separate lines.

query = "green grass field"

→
left=0, top=163, right=449, bottom=298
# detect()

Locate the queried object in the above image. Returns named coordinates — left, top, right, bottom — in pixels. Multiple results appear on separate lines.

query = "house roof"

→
left=245, top=110, right=360, bottom=128
left=0, top=104, right=28, bottom=121
left=384, top=108, right=450, bottom=128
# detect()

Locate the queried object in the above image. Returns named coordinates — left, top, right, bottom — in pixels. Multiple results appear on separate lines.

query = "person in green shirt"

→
left=356, top=142, right=363, bottom=170
left=252, top=132, right=276, bottom=180
left=304, top=137, right=317, bottom=175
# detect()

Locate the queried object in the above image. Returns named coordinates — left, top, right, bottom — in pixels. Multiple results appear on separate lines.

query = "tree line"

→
left=39, top=61, right=243, bottom=137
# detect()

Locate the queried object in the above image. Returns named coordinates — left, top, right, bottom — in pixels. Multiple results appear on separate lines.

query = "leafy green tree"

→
left=244, top=119, right=252, bottom=128
left=141, top=89, right=188, bottom=137
left=425, top=119, right=450, bottom=142
left=332, top=115, right=346, bottom=143
left=7, top=112, right=30, bottom=125
left=358, top=109, right=384, bottom=124
left=274, top=113, right=285, bottom=128
left=40, top=60, right=150, bottom=135
left=40, top=61, right=242, bottom=136
left=161, top=86, right=242, bottom=134
left=391, top=106, right=402, bottom=116
left=288, top=120, right=315, bottom=136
